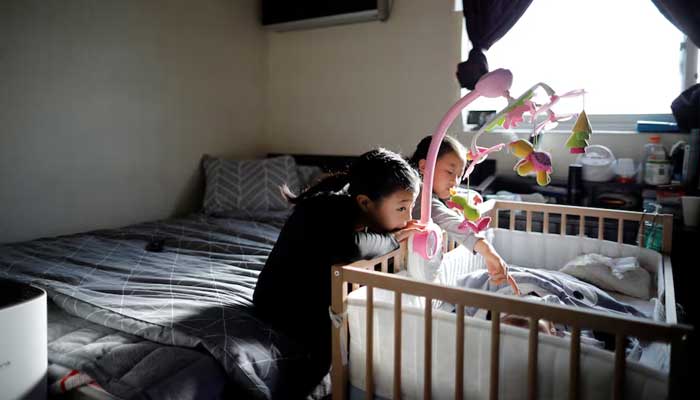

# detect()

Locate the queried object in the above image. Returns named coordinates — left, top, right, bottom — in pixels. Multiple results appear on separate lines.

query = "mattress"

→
left=346, top=228, right=670, bottom=400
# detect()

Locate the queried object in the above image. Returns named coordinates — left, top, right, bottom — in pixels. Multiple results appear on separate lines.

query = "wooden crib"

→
left=330, top=201, right=692, bottom=400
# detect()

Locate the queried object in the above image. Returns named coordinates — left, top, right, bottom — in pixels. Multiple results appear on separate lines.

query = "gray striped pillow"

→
left=202, top=155, right=300, bottom=214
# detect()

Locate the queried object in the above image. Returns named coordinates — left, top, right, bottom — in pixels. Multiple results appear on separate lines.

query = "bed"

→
left=0, top=153, right=346, bottom=400
left=330, top=201, right=692, bottom=400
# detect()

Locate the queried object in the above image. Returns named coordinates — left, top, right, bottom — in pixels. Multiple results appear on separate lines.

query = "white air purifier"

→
left=0, top=280, right=47, bottom=400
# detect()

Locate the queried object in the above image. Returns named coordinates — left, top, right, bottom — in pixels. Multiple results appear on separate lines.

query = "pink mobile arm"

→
left=412, top=69, right=512, bottom=260
left=419, top=69, right=513, bottom=224
left=419, top=90, right=480, bottom=224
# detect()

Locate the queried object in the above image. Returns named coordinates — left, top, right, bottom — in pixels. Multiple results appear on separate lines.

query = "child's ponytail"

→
left=281, top=172, right=350, bottom=205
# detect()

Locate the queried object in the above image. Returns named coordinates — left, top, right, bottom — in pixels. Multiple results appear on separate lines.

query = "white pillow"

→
left=559, top=253, right=651, bottom=299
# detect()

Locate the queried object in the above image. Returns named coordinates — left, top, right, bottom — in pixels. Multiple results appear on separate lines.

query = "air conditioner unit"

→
left=262, top=0, right=392, bottom=32
left=0, top=280, right=47, bottom=400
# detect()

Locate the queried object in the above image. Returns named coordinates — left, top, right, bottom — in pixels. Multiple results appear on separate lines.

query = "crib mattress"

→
left=346, top=229, right=671, bottom=400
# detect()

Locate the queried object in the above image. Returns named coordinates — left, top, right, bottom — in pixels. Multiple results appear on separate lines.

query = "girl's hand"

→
left=475, top=239, right=521, bottom=296
left=485, top=254, right=521, bottom=296
left=392, top=220, right=427, bottom=242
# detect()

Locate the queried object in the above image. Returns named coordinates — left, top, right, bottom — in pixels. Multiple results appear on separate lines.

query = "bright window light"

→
left=459, top=0, right=688, bottom=120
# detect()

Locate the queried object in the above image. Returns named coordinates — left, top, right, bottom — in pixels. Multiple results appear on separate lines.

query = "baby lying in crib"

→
left=453, top=266, right=648, bottom=350
left=457, top=266, right=646, bottom=318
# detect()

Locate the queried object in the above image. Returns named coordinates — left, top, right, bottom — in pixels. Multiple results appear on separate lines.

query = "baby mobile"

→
left=413, top=69, right=591, bottom=261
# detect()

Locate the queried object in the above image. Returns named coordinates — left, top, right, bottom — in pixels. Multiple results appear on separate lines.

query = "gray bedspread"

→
left=0, top=212, right=321, bottom=399
left=47, top=299, right=228, bottom=399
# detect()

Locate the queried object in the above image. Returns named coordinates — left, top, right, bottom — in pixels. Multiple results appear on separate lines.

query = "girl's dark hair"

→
left=283, top=148, right=420, bottom=204
left=408, top=135, right=467, bottom=170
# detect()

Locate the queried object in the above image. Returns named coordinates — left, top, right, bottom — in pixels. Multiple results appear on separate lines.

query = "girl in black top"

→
left=253, top=149, right=423, bottom=397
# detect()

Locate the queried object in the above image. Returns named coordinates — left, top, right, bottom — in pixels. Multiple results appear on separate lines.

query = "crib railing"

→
left=331, top=266, right=691, bottom=400
left=489, top=200, right=674, bottom=253
left=488, top=200, right=677, bottom=324
left=330, top=201, right=690, bottom=400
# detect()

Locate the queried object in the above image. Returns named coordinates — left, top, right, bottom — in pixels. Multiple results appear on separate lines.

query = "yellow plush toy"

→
left=509, top=139, right=553, bottom=186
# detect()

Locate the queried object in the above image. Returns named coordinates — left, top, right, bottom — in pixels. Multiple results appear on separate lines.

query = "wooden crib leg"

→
left=394, top=291, right=402, bottom=400
left=527, top=318, right=539, bottom=400
left=613, top=335, right=625, bottom=400
left=331, top=267, right=348, bottom=400
left=365, top=286, right=374, bottom=399
left=424, top=297, right=433, bottom=400
left=490, top=311, right=500, bottom=400
left=455, top=304, right=464, bottom=400
left=569, top=326, right=580, bottom=400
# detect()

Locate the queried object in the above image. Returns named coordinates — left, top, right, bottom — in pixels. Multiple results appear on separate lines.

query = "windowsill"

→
left=462, top=126, right=688, bottom=135
left=461, top=113, right=680, bottom=135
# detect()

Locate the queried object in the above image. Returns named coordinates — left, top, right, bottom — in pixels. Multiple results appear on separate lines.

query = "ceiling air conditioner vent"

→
left=262, top=1, right=391, bottom=32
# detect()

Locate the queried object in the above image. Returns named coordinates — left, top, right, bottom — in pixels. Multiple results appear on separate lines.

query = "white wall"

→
left=0, top=0, right=266, bottom=243
left=263, top=0, right=463, bottom=157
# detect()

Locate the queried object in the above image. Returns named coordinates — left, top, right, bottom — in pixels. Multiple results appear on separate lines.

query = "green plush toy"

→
left=445, top=188, right=492, bottom=233
left=566, top=110, right=592, bottom=154
left=446, top=189, right=481, bottom=221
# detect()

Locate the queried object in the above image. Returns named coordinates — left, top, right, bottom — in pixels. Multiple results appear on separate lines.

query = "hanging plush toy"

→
left=445, top=188, right=492, bottom=233
left=510, top=139, right=553, bottom=186
left=566, top=110, right=592, bottom=154
left=464, top=144, right=506, bottom=178
left=411, top=68, right=584, bottom=260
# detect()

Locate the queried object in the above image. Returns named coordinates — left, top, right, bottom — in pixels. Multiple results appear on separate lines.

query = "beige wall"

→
left=263, top=0, right=463, bottom=157
left=263, top=0, right=686, bottom=181
left=0, top=0, right=266, bottom=243
left=1, top=0, right=686, bottom=243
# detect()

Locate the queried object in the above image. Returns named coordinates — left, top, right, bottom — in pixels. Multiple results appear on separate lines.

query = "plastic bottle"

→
left=641, top=201, right=663, bottom=251
left=642, top=135, right=672, bottom=186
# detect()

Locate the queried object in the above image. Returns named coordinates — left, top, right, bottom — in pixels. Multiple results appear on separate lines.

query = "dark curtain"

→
left=456, top=0, right=533, bottom=89
left=652, top=0, right=700, bottom=47
left=653, top=1, right=700, bottom=129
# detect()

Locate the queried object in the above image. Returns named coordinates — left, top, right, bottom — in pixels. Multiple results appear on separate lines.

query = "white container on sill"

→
left=576, top=145, right=617, bottom=182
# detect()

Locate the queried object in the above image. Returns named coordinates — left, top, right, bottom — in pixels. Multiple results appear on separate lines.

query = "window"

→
left=457, top=0, right=699, bottom=132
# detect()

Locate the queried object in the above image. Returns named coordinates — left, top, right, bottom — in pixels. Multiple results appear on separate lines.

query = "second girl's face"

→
left=432, top=151, right=467, bottom=200
left=364, top=190, right=417, bottom=232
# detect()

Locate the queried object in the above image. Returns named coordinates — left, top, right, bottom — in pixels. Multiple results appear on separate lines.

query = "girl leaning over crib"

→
left=409, top=135, right=519, bottom=293
left=253, top=148, right=425, bottom=398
